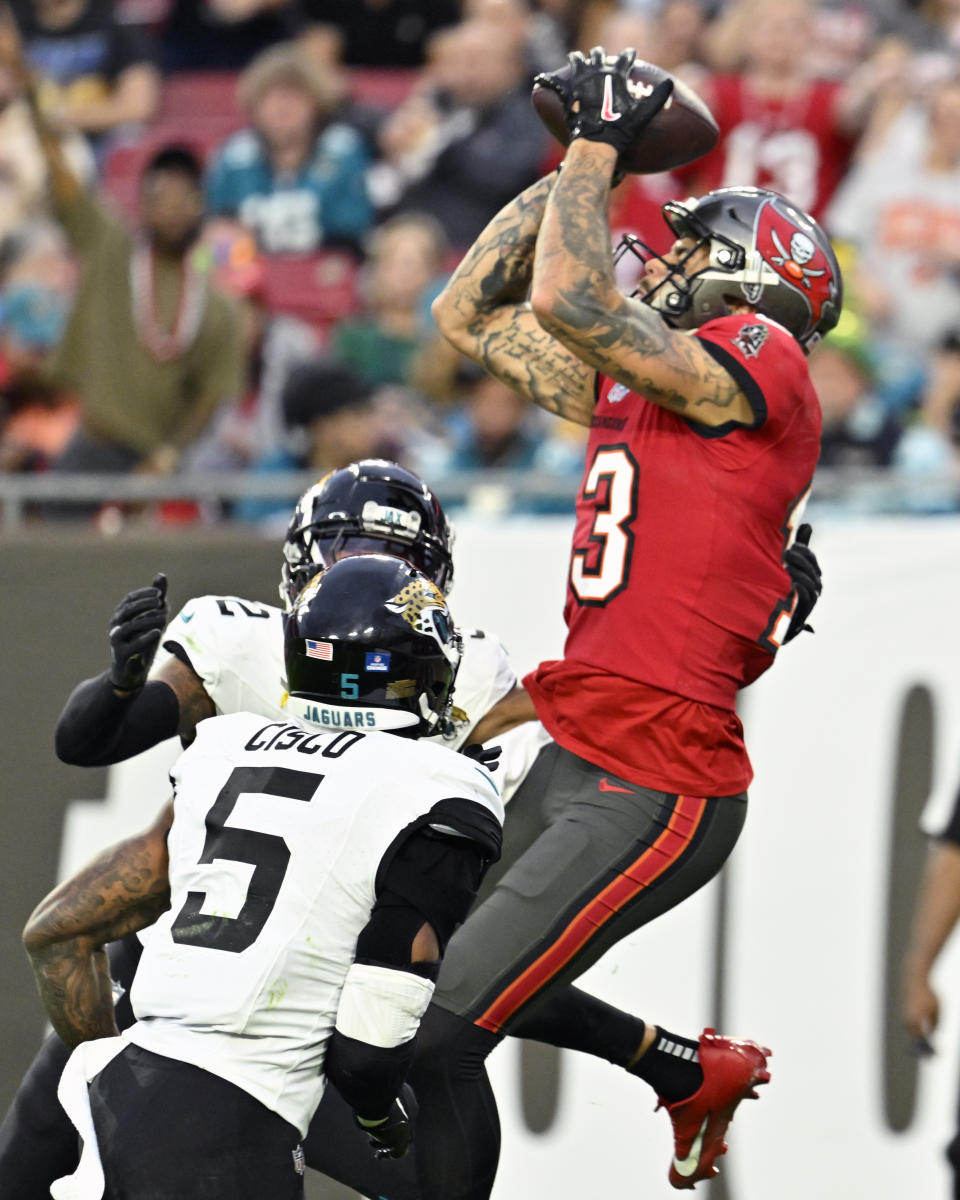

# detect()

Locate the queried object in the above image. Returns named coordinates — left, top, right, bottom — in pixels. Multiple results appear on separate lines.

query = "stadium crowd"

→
left=1, top=0, right=960, bottom=521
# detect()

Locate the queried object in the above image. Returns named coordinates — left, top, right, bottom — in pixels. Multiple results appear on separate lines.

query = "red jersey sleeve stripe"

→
left=474, top=793, right=708, bottom=1033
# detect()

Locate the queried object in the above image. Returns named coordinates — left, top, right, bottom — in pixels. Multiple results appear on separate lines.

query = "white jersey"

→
left=152, top=595, right=517, bottom=751
left=126, top=711, right=503, bottom=1135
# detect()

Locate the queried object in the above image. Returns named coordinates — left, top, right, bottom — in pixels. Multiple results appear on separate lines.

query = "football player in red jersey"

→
left=412, top=48, right=841, bottom=1197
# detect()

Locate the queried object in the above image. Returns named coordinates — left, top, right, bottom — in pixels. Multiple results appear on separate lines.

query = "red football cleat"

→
left=659, top=1028, right=771, bottom=1190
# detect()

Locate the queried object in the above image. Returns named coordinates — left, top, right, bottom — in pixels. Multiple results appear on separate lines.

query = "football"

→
left=531, top=58, right=718, bottom=175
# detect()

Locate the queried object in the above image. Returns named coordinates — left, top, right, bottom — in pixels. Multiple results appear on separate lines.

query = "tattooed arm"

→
left=431, top=174, right=597, bottom=427
left=23, top=802, right=173, bottom=1047
left=531, top=140, right=755, bottom=429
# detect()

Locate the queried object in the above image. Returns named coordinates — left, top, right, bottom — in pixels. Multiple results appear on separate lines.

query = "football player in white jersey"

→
left=53, top=460, right=531, bottom=771
left=24, top=556, right=503, bottom=1200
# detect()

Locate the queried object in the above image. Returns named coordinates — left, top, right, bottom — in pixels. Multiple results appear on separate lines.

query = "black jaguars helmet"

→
left=280, top=460, right=455, bottom=610
left=283, top=554, right=462, bottom=737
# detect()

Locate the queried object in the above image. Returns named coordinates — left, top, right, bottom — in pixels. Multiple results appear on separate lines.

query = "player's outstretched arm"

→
left=431, top=174, right=597, bottom=427
left=532, top=138, right=753, bottom=429
left=23, top=802, right=173, bottom=1048
left=54, top=576, right=215, bottom=766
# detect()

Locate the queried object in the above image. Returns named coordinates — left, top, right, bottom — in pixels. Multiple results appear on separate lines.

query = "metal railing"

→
left=0, top=469, right=582, bottom=531
left=0, top=466, right=958, bottom=531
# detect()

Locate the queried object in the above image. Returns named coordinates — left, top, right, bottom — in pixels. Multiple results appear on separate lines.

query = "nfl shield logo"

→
left=365, top=651, right=391, bottom=672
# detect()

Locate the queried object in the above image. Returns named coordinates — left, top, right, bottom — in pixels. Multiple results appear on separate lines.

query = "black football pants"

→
left=90, top=1046, right=304, bottom=1200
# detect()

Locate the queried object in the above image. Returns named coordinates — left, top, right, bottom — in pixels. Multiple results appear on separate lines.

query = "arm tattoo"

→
left=433, top=175, right=597, bottom=425
left=24, top=807, right=172, bottom=1047
left=443, top=174, right=555, bottom=323
left=534, top=148, right=750, bottom=425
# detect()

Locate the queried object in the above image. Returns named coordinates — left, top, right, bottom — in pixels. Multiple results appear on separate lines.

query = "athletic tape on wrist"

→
left=335, top=962, right=436, bottom=1048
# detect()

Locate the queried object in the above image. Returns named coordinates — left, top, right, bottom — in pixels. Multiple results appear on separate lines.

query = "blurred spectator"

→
left=234, top=358, right=396, bottom=522
left=828, top=75, right=960, bottom=395
left=280, top=358, right=394, bottom=470
left=330, top=212, right=447, bottom=389
left=684, top=0, right=884, bottom=221
left=446, top=368, right=548, bottom=470
left=591, top=3, right=708, bottom=73
left=428, top=362, right=584, bottom=512
left=461, top=0, right=568, bottom=74
left=9, top=0, right=159, bottom=146
left=185, top=222, right=318, bottom=472
left=893, top=332, right=960, bottom=481
left=810, top=334, right=902, bottom=469
left=650, top=0, right=709, bottom=71
left=41, top=138, right=243, bottom=484
left=205, top=42, right=373, bottom=255
left=158, top=0, right=294, bottom=73
left=287, top=0, right=460, bottom=68
left=0, top=31, right=93, bottom=240
left=373, top=18, right=549, bottom=248
left=0, top=261, right=77, bottom=472
left=3, top=25, right=246, bottom=489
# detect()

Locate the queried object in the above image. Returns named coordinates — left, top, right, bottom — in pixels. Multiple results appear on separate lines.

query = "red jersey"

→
left=524, top=313, right=821, bottom=796
left=681, top=76, right=853, bottom=221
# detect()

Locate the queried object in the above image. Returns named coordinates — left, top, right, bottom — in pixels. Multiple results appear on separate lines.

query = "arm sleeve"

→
left=54, top=671, right=180, bottom=766
left=325, top=825, right=493, bottom=1118
left=52, top=186, right=116, bottom=253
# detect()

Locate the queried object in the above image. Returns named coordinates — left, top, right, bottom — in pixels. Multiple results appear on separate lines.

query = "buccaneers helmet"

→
left=619, top=186, right=842, bottom=352
left=284, top=555, right=461, bottom=736
left=280, top=460, right=454, bottom=609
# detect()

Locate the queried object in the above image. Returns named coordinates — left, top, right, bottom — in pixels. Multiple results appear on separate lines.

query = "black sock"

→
left=629, top=1026, right=703, bottom=1103
left=511, top=987, right=648, bottom=1068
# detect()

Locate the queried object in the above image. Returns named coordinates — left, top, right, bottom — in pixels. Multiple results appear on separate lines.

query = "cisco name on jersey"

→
left=126, top=712, right=503, bottom=1136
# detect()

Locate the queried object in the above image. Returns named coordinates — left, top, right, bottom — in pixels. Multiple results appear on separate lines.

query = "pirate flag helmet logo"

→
left=617, top=186, right=842, bottom=352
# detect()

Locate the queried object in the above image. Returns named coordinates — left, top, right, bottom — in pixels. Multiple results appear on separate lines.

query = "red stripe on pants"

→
left=475, top=794, right=707, bottom=1033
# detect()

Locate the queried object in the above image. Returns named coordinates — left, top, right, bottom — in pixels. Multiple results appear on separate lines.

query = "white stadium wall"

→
left=13, top=517, right=960, bottom=1199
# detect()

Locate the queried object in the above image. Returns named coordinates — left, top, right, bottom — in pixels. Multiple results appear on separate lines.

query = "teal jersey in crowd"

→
left=206, top=123, right=373, bottom=254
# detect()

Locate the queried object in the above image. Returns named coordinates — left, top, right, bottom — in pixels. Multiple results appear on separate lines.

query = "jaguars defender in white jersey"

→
left=0, top=462, right=525, bottom=1200
left=24, top=557, right=503, bottom=1200
left=52, top=460, right=531, bottom=771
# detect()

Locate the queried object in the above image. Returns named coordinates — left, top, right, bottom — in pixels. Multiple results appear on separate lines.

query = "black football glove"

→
left=534, top=47, right=673, bottom=158
left=108, top=573, right=168, bottom=691
left=461, top=742, right=502, bottom=773
left=355, top=1098, right=412, bottom=1160
left=783, top=524, right=821, bottom=643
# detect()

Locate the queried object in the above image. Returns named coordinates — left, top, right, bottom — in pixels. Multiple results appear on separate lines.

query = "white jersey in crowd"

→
left=126, top=711, right=504, bottom=1136
left=151, top=595, right=517, bottom=752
